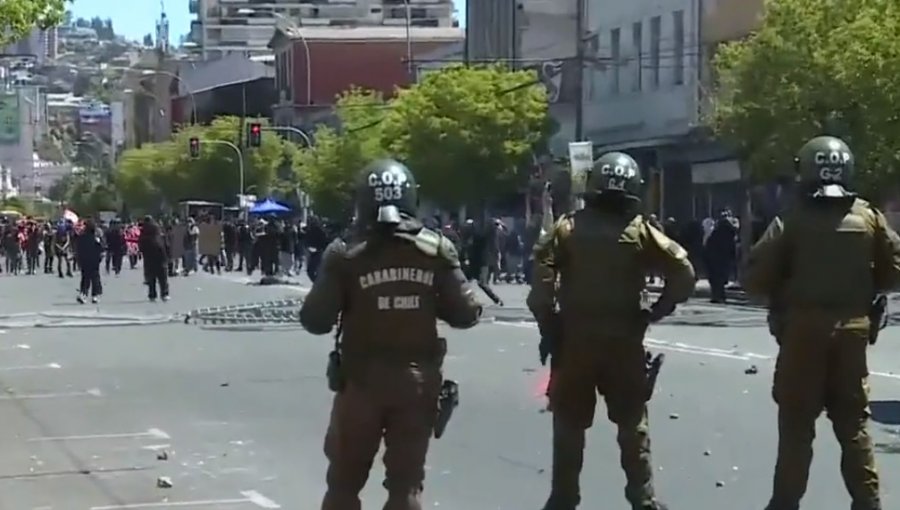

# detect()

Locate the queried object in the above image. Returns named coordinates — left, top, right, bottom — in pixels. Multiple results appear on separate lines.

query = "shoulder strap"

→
left=394, top=228, right=442, bottom=257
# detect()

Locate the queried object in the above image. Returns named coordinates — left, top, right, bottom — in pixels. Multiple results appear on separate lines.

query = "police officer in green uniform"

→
left=528, top=152, right=695, bottom=510
left=743, top=136, right=900, bottom=510
left=299, top=159, right=482, bottom=510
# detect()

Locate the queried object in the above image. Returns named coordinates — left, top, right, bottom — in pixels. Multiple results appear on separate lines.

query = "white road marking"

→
left=90, top=492, right=281, bottom=509
left=90, top=499, right=249, bottom=509
left=146, top=428, right=171, bottom=439
left=0, top=343, right=30, bottom=351
left=29, top=428, right=170, bottom=442
left=494, top=322, right=900, bottom=381
left=0, top=388, right=102, bottom=400
left=141, top=444, right=171, bottom=451
left=0, top=362, right=61, bottom=371
left=240, top=491, right=281, bottom=509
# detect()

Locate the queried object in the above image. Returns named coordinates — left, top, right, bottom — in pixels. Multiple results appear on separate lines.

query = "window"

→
left=610, top=27, right=620, bottom=94
left=673, top=10, right=684, bottom=85
left=650, top=16, right=660, bottom=89
left=632, top=21, right=642, bottom=91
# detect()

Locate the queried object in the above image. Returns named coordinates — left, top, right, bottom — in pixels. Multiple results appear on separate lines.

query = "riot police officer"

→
left=743, top=136, right=900, bottom=510
left=527, top=152, right=695, bottom=510
left=299, top=159, right=483, bottom=510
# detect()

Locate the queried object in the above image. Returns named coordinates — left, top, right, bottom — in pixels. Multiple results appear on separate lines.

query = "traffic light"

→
left=189, top=137, right=200, bottom=158
left=248, top=123, right=262, bottom=147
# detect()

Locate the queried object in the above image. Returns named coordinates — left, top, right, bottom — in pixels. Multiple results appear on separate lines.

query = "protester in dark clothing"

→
left=463, top=220, right=503, bottom=305
left=104, top=221, right=126, bottom=275
left=278, top=221, right=297, bottom=276
left=704, top=212, right=737, bottom=303
left=681, top=220, right=705, bottom=280
left=42, top=225, right=54, bottom=274
left=25, top=223, right=41, bottom=275
left=222, top=220, right=237, bottom=271
left=3, top=227, right=21, bottom=274
left=261, top=219, right=280, bottom=276
left=303, top=218, right=328, bottom=282
left=139, top=216, right=170, bottom=301
left=53, top=224, right=72, bottom=278
left=164, top=221, right=177, bottom=277
left=237, top=220, right=253, bottom=273
left=75, top=219, right=104, bottom=304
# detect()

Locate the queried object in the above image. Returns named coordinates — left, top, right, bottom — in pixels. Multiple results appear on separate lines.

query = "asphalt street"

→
left=0, top=269, right=898, bottom=509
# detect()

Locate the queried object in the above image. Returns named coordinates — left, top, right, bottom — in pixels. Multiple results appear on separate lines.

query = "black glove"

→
left=645, top=301, right=674, bottom=324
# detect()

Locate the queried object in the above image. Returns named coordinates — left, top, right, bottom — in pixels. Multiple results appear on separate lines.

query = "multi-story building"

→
left=269, top=25, right=462, bottom=129
left=190, top=0, right=456, bottom=61
left=581, top=0, right=764, bottom=221
left=2, top=27, right=58, bottom=65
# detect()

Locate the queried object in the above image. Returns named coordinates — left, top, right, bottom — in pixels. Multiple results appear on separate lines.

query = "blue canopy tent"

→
left=249, top=199, right=291, bottom=215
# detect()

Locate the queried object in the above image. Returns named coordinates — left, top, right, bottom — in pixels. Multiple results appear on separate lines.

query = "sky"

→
left=69, top=0, right=467, bottom=43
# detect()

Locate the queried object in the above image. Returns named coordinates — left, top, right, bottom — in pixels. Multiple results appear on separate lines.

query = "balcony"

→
left=189, top=0, right=198, bottom=14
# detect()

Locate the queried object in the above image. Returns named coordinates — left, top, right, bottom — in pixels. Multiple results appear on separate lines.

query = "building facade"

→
left=190, top=0, right=455, bottom=60
left=2, top=27, right=57, bottom=65
left=170, top=53, right=275, bottom=124
left=0, top=87, right=40, bottom=183
left=583, top=0, right=764, bottom=221
left=269, top=26, right=462, bottom=130
left=465, top=0, right=522, bottom=62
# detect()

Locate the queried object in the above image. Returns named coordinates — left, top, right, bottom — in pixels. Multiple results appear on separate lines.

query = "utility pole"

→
left=574, top=0, right=585, bottom=141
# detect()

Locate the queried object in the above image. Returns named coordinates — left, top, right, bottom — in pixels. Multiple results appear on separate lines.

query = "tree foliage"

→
left=381, top=65, right=549, bottom=206
left=710, top=0, right=900, bottom=195
left=0, top=0, right=68, bottom=46
left=295, top=88, right=388, bottom=219
left=116, top=116, right=290, bottom=213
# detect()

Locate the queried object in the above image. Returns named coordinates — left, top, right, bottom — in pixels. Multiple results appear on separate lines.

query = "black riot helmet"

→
left=585, top=151, right=643, bottom=201
left=355, top=159, right=418, bottom=225
left=795, top=136, right=855, bottom=198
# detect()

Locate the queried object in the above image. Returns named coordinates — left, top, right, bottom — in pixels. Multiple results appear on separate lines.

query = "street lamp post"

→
left=239, top=8, right=311, bottom=105
left=404, top=0, right=412, bottom=75
left=261, top=125, right=312, bottom=147
left=140, top=69, right=199, bottom=125
left=197, top=139, right=245, bottom=217
left=261, top=125, right=312, bottom=222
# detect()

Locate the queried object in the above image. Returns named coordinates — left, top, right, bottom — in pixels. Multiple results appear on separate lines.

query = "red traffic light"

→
left=248, top=123, right=262, bottom=147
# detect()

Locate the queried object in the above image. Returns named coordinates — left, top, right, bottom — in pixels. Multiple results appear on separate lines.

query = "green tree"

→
left=296, top=88, right=388, bottom=219
left=381, top=65, right=549, bottom=207
left=116, top=116, right=291, bottom=213
left=1, top=196, right=29, bottom=214
left=0, top=0, right=68, bottom=46
left=64, top=178, right=118, bottom=216
left=143, top=33, right=154, bottom=47
left=710, top=0, right=900, bottom=195
left=116, top=142, right=176, bottom=212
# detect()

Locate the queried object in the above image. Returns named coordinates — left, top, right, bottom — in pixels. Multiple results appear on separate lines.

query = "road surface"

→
left=0, top=269, right=897, bottom=509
